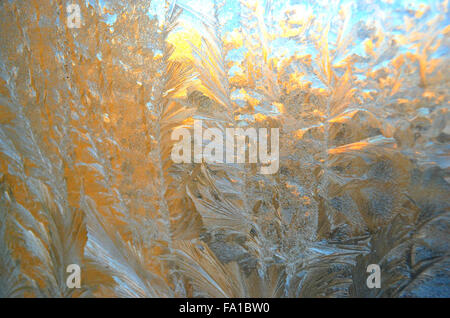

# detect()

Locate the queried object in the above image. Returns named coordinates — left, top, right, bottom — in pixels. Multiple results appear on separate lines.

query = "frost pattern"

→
left=0, top=0, right=449, bottom=297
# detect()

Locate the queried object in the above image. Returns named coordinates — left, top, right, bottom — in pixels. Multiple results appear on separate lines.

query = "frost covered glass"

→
left=0, top=0, right=449, bottom=298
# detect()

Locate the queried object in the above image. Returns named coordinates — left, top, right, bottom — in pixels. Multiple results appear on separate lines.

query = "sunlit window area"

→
left=0, top=0, right=448, bottom=299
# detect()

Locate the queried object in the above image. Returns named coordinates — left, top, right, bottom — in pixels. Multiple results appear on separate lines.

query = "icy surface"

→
left=0, top=0, right=449, bottom=297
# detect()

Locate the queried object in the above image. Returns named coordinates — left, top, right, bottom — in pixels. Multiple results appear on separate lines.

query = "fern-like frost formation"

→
left=0, top=0, right=449, bottom=298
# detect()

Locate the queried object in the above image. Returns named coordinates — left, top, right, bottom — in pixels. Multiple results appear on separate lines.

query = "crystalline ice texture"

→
left=0, top=0, right=448, bottom=298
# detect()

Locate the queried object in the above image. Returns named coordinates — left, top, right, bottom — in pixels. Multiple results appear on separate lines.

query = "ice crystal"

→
left=0, top=0, right=448, bottom=297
